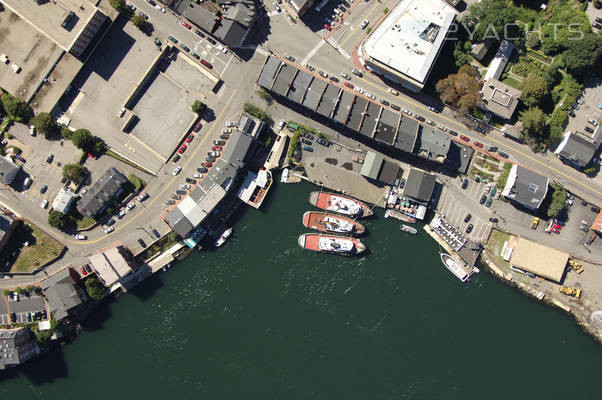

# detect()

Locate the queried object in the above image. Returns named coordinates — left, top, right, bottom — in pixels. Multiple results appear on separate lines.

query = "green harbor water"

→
left=1, top=181, right=601, bottom=398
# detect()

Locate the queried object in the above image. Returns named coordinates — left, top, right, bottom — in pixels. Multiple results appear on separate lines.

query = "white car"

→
left=173, top=166, right=182, bottom=176
left=29, top=125, right=35, bottom=136
left=354, top=87, right=364, bottom=94
left=365, top=93, right=376, bottom=100
left=155, top=5, right=166, bottom=12
left=210, top=151, right=220, bottom=157
left=74, top=234, right=87, bottom=240
left=126, top=202, right=136, bottom=211
left=116, top=210, right=126, bottom=219
left=215, top=44, right=228, bottom=54
left=278, top=119, right=286, bottom=130
left=403, top=108, right=413, bottom=116
left=273, top=2, right=281, bottom=12
left=137, top=192, right=149, bottom=202
left=40, top=199, right=48, bottom=209
left=104, top=226, right=114, bottom=234
left=360, top=20, right=369, bottom=29
left=193, top=173, right=204, bottom=179
left=388, top=88, right=399, bottom=96
left=179, top=184, right=190, bottom=189
left=226, top=121, right=236, bottom=127
left=222, top=128, right=232, bottom=134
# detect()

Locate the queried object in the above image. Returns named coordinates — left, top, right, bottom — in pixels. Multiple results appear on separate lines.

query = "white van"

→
left=23, top=177, right=32, bottom=189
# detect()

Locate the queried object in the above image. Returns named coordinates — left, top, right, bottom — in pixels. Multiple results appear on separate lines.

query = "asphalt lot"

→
left=565, top=75, right=601, bottom=141
left=0, top=293, right=46, bottom=324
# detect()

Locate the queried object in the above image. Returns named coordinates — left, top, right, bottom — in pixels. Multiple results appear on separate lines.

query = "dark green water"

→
left=1, top=181, right=601, bottom=398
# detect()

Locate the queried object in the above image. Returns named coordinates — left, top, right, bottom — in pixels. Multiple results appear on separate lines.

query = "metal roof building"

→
left=76, top=167, right=127, bottom=218
left=52, top=188, right=78, bottom=214
left=510, top=238, right=568, bottom=282
left=222, top=130, right=254, bottom=169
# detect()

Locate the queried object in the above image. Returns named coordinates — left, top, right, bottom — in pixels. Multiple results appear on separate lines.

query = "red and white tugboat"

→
left=298, top=233, right=366, bottom=255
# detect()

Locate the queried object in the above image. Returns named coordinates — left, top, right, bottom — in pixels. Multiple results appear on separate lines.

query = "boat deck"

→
left=424, top=224, right=477, bottom=279
left=303, top=234, right=321, bottom=250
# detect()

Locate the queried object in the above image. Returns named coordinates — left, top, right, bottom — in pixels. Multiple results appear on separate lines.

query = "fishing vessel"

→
left=440, top=252, right=469, bottom=282
left=298, top=233, right=366, bottom=255
left=400, top=224, right=417, bottom=235
left=302, top=211, right=365, bottom=235
left=309, top=191, right=373, bottom=217
left=384, top=209, right=416, bottom=223
left=215, top=228, right=232, bottom=247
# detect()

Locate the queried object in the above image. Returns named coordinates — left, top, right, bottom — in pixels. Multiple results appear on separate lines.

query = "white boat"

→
left=440, top=252, right=469, bottom=282
left=215, top=228, right=232, bottom=247
left=281, top=168, right=289, bottom=183
left=400, top=224, right=417, bottom=235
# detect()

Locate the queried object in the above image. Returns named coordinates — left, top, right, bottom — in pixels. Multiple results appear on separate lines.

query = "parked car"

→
left=425, top=119, right=435, bottom=126
left=178, top=144, right=187, bottom=154
left=460, top=135, right=470, bottom=142
left=181, top=21, right=191, bottom=29
left=212, top=146, right=223, bottom=151
left=201, top=162, right=213, bottom=167
left=485, top=197, right=492, bottom=207
left=104, top=226, right=114, bottom=234
left=179, top=184, right=190, bottom=190
left=319, top=70, right=328, bottom=78
left=222, top=128, right=232, bottom=134
left=173, top=166, right=182, bottom=175
left=205, top=156, right=216, bottom=163
left=474, top=141, right=484, bottom=148
left=464, top=213, right=471, bottom=223
left=197, top=167, right=208, bottom=173
left=165, top=200, right=176, bottom=205
left=448, top=130, right=458, bottom=136
left=306, top=63, right=315, bottom=71
left=200, top=59, right=213, bottom=69
left=213, top=140, right=225, bottom=146
left=344, top=82, right=354, bottom=89
left=46, top=153, right=54, bottom=163
left=284, top=54, right=295, bottom=62
left=219, top=134, right=230, bottom=139
left=138, top=238, right=147, bottom=248
left=341, top=72, right=352, bottom=80
left=80, top=266, right=88, bottom=276
left=74, top=234, right=87, bottom=240
left=324, top=24, right=332, bottom=31
left=316, top=137, right=330, bottom=146
left=360, top=20, right=369, bottom=29
left=487, top=146, right=497, bottom=152
left=489, top=217, right=498, bottom=223
left=176, top=190, right=187, bottom=195
left=302, top=145, right=313, bottom=152
left=29, top=125, right=36, bottom=136
left=40, top=184, right=48, bottom=193
left=137, top=192, right=149, bottom=202
left=415, top=115, right=425, bottom=122
left=194, top=29, right=205, bottom=38
left=186, top=134, right=194, bottom=143
left=427, top=106, right=439, bottom=113
left=351, top=69, right=363, bottom=77
left=193, top=173, right=203, bottom=179
left=117, top=209, right=126, bottom=219
left=387, top=88, right=399, bottom=96
left=329, top=76, right=339, bottom=83
left=465, top=224, right=473, bottom=234
left=402, top=108, right=412, bottom=116
left=380, top=99, right=390, bottom=106
left=152, top=229, right=161, bottom=238
left=40, top=199, right=48, bottom=209
left=531, top=217, right=540, bottom=229
left=278, top=119, right=286, bottom=130
left=585, top=126, right=594, bottom=134
left=172, top=154, right=181, bottom=163
left=461, top=178, right=468, bottom=189
left=498, top=151, right=509, bottom=158
left=390, top=104, right=401, bottom=111
left=479, top=194, right=487, bottom=205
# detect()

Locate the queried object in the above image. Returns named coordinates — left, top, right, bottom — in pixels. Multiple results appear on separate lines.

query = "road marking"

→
left=67, top=89, right=239, bottom=246
left=220, top=54, right=234, bottom=78
left=256, top=47, right=269, bottom=56
left=301, top=39, right=326, bottom=66
left=340, top=2, right=380, bottom=47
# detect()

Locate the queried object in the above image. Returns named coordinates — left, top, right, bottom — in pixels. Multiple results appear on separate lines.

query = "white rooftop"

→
left=363, top=0, right=456, bottom=84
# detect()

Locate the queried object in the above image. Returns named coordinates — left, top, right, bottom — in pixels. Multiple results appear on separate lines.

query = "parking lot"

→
left=565, top=75, right=601, bottom=139
left=0, top=292, right=47, bottom=325
left=435, top=177, right=492, bottom=243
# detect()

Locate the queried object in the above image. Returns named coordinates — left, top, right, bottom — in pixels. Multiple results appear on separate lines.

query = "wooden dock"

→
left=423, top=224, right=477, bottom=278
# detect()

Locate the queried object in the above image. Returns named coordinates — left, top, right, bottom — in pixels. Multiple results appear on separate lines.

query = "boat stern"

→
left=302, top=211, right=312, bottom=228
left=355, top=239, right=366, bottom=254
left=297, top=234, right=307, bottom=248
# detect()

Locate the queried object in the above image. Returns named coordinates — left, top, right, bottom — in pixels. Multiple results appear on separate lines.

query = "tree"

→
left=1, top=92, right=28, bottom=120
left=71, top=129, right=93, bottom=151
left=85, top=277, right=106, bottom=300
left=93, top=138, right=106, bottom=154
left=32, top=112, right=56, bottom=139
left=563, top=33, right=602, bottom=80
left=48, top=210, right=67, bottom=229
left=520, top=107, right=546, bottom=137
left=453, top=42, right=472, bottom=68
left=436, top=65, right=482, bottom=114
left=467, top=0, right=516, bottom=42
left=547, top=185, right=566, bottom=218
left=521, top=73, right=548, bottom=108
left=191, top=100, right=207, bottom=115
left=526, top=32, right=541, bottom=50
left=109, top=0, right=125, bottom=11
left=132, top=14, right=147, bottom=30
left=62, top=163, right=85, bottom=182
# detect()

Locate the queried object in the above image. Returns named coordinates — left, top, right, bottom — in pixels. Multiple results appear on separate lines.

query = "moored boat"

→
left=400, top=224, right=417, bottom=235
left=440, top=252, right=469, bottom=282
left=309, top=191, right=373, bottom=217
left=384, top=209, right=416, bottom=223
left=298, top=233, right=366, bottom=255
left=215, top=228, right=232, bottom=247
left=302, top=211, right=365, bottom=235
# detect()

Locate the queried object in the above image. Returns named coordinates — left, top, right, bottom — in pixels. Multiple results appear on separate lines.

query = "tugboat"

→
left=302, top=211, right=365, bottom=235
left=298, top=233, right=366, bottom=255
left=309, top=191, right=373, bottom=217
left=400, top=224, right=417, bottom=235
left=440, top=252, right=469, bottom=282
left=215, top=228, right=232, bottom=247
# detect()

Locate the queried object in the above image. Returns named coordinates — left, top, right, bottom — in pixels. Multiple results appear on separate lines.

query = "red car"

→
left=460, top=135, right=470, bottom=142
left=87, top=153, right=98, bottom=160
left=553, top=223, right=562, bottom=230
left=178, top=144, right=187, bottom=154
left=474, top=141, right=483, bottom=148
left=181, top=21, right=191, bottom=29
left=80, top=266, right=88, bottom=276
left=201, top=162, right=212, bottom=167
left=212, top=146, right=223, bottom=151
left=200, top=59, right=213, bottom=69
left=324, top=24, right=331, bottom=31
left=344, top=82, right=354, bottom=89
left=186, top=134, right=194, bottom=143
left=193, top=121, right=202, bottom=132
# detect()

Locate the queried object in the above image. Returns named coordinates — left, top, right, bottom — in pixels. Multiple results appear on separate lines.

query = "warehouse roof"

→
left=510, top=238, right=568, bottom=282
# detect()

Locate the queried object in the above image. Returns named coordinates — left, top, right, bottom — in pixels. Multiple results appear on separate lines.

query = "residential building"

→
left=0, top=156, right=21, bottom=186
left=403, top=168, right=437, bottom=205
left=41, top=268, right=85, bottom=321
left=52, top=188, right=78, bottom=214
left=0, top=327, right=40, bottom=370
left=470, top=41, right=493, bottom=61
left=483, top=40, right=515, bottom=82
left=509, top=238, right=568, bottom=282
left=502, top=123, right=524, bottom=142
left=480, top=79, right=522, bottom=120
left=501, top=164, right=549, bottom=211
left=0, top=209, right=20, bottom=253
left=88, top=245, right=137, bottom=288
left=221, top=130, right=255, bottom=169
left=554, top=131, right=599, bottom=169
left=414, top=126, right=451, bottom=163
left=76, top=167, right=127, bottom=218
left=237, top=113, right=265, bottom=139
left=360, top=0, right=456, bottom=92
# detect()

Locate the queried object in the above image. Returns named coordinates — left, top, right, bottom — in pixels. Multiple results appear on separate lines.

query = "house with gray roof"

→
left=403, top=168, right=436, bottom=204
left=222, top=130, right=254, bottom=168
left=554, top=131, right=599, bottom=169
left=502, top=164, right=549, bottom=211
left=76, top=167, right=127, bottom=218
left=413, top=126, right=450, bottom=163
left=0, top=327, right=40, bottom=370
left=41, top=268, right=85, bottom=321
left=0, top=156, right=21, bottom=186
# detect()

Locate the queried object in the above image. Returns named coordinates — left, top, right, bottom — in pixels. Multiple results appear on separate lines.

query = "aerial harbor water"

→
left=0, top=182, right=600, bottom=398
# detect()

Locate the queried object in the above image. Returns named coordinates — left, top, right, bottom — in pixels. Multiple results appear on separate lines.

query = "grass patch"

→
left=75, top=215, right=96, bottom=230
left=502, top=75, right=522, bottom=89
left=485, top=229, right=513, bottom=269
left=135, top=231, right=180, bottom=262
left=496, top=162, right=513, bottom=190
left=243, top=102, right=268, bottom=122
left=1, top=223, right=65, bottom=273
left=128, top=173, right=146, bottom=192
left=105, top=149, right=151, bottom=175
left=526, top=49, right=552, bottom=64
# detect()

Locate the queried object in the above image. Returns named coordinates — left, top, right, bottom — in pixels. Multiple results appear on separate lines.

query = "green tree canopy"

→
left=85, top=277, right=106, bottom=300
left=562, top=33, right=602, bottom=80
left=62, top=163, right=86, bottom=182
left=109, top=0, right=125, bottom=11
left=467, top=0, right=516, bottom=42
left=32, top=112, right=56, bottom=138
left=547, top=185, right=567, bottom=218
left=1, top=92, right=28, bottom=120
left=132, top=14, right=147, bottom=30
left=191, top=100, right=208, bottom=115
left=436, top=65, right=482, bottom=114
left=48, top=210, right=67, bottom=229
left=521, top=73, right=548, bottom=108
left=71, top=129, right=94, bottom=151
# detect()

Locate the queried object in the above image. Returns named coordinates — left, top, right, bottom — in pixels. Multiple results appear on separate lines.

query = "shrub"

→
left=191, top=100, right=208, bottom=115
left=32, top=112, right=56, bottom=139
left=131, top=14, right=147, bottom=30
left=85, top=277, right=106, bottom=300
left=62, top=163, right=86, bottom=182
left=243, top=102, right=268, bottom=122
left=109, top=0, right=125, bottom=11
left=48, top=210, right=68, bottom=229
left=128, top=174, right=146, bottom=191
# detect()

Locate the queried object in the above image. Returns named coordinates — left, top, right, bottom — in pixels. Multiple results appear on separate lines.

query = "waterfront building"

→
left=359, top=152, right=402, bottom=186
left=359, top=0, right=456, bottom=92
left=41, top=268, right=86, bottom=322
left=238, top=169, right=273, bottom=209
left=501, top=164, right=549, bottom=211
left=509, top=238, right=569, bottom=282
left=0, top=327, right=40, bottom=370
left=88, top=245, right=138, bottom=289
